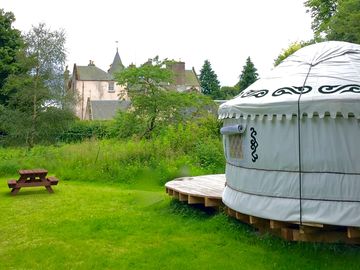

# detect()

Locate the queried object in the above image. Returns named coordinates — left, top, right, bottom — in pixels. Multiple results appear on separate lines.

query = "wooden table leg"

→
left=11, top=188, right=20, bottom=195
left=45, top=186, right=54, bottom=193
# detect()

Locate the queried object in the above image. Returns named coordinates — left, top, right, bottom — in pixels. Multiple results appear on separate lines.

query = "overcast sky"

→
left=2, top=0, right=313, bottom=86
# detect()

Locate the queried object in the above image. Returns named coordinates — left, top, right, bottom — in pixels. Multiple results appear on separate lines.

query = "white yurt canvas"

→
left=219, top=41, right=360, bottom=227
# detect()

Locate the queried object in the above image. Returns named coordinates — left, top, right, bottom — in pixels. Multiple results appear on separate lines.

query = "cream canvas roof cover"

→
left=219, top=41, right=360, bottom=120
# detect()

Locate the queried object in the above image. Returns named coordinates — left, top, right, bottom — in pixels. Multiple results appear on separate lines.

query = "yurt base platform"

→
left=165, top=174, right=225, bottom=207
left=226, top=207, right=360, bottom=244
left=165, top=174, right=360, bottom=244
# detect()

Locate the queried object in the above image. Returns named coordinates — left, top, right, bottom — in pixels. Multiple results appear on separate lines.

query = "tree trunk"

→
left=29, top=68, right=39, bottom=149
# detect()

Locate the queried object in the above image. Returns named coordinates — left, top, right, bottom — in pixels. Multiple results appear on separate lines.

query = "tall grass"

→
left=0, top=119, right=225, bottom=187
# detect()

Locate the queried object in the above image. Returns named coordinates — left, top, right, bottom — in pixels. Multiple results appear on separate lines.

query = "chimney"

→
left=88, top=60, right=95, bottom=66
left=168, top=61, right=185, bottom=85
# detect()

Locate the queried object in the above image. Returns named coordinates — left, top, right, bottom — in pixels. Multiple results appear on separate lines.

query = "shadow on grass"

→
left=3, top=188, right=59, bottom=197
left=167, top=199, right=217, bottom=219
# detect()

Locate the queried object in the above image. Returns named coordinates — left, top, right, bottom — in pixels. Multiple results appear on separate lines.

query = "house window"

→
left=228, top=134, right=243, bottom=159
left=108, top=81, right=114, bottom=91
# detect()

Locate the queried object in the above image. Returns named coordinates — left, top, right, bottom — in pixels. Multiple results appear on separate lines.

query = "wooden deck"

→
left=165, top=174, right=225, bottom=207
left=165, top=174, right=360, bottom=244
left=226, top=207, right=360, bottom=244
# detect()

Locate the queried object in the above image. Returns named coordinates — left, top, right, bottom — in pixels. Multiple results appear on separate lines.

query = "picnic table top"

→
left=18, top=169, right=48, bottom=175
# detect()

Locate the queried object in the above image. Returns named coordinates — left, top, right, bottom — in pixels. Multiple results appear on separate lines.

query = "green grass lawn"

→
left=1, top=180, right=359, bottom=270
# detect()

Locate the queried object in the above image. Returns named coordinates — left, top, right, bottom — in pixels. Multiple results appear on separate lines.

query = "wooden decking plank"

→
left=235, top=212, right=250, bottom=224
left=270, top=220, right=289, bottom=230
left=347, top=227, right=360, bottom=239
left=227, top=208, right=237, bottom=217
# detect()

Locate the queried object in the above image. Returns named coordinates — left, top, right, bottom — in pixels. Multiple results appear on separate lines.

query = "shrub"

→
left=58, top=120, right=113, bottom=143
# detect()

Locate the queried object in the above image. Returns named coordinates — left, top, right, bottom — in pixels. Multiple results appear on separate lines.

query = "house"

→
left=68, top=49, right=128, bottom=120
left=68, top=50, right=201, bottom=120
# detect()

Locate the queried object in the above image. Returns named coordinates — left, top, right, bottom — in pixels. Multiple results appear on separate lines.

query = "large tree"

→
left=0, top=9, right=23, bottom=105
left=304, top=0, right=338, bottom=39
left=1, top=23, right=74, bottom=148
left=327, top=0, right=360, bottom=43
left=238, top=57, right=258, bottom=92
left=115, top=57, right=214, bottom=138
left=199, top=60, right=221, bottom=99
left=305, top=0, right=360, bottom=43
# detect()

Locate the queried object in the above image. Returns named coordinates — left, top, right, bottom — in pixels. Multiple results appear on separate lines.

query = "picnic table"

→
left=7, top=169, right=58, bottom=195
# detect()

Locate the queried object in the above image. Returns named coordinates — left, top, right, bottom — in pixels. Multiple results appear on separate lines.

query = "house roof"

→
left=76, top=65, right=111, bottom=81
left=90, top=100, right=131, bottom=120
left=185, top=69, right=200, bottom=86
left=108, top=50, right=125, bottom=77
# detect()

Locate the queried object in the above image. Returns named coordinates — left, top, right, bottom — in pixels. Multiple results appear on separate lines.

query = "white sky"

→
left=2, top=0, right=313, bottom=86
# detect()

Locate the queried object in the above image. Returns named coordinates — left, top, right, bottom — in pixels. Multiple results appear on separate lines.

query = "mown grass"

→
left=0, top=181, right=359, bottom=270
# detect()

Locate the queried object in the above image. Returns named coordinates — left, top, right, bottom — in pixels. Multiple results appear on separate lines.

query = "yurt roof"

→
left=219, top=41, right=360, bottom=120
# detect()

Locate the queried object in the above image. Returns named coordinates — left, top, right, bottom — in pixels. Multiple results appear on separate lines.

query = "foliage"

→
left=274, top=42, right=303, bottom=67
left=111, top=92, right=215, bottom=140
left=275, top=0, right=359, bottom=68
left=0, top=106, right=74, bottom=147
left=215, top=86, right=240, bottom=100
left=23, top=23, right=70, bottom=108
left=115, top=57, right=215, bottom=138
left=0, top=9, right=23, bottom=105
left=327, top=0, right=360, bottom=43
left=0, top=116, right=224, bottom=184
left=0, top=23, right=75, bottom=148
left=58, top=120, right=113, bottom=143
left=304, top=0, right=338, bottom=39
left=273, top=40, right=315, bottom=66
left=305, top=0, right=360, bottom=44
left=238, top=57, right=258, bottom=92
left=199, top=60, right=221, bottom=99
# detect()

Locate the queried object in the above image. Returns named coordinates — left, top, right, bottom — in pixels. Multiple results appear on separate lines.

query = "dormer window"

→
left=108, top=81, right=114, bottom=92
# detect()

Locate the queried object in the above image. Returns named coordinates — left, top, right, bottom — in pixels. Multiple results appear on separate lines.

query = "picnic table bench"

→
left=7, top=169, right=59, bottom=195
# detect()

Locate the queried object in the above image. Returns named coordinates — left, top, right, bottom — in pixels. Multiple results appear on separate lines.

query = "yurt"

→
left=219, top=41, right=360, bottom=227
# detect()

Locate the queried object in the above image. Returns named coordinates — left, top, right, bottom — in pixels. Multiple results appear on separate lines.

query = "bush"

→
left=58, top=120, right=113, bottom=143
left=109, top=112, right=147, bottom=139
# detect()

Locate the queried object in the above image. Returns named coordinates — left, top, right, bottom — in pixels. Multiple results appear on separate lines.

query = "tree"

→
left=273, top=40, right=315, bottom=66
left=274, top=0, right=359, bottom=71
left=238, top=57, right=258, bottom=92
left=327, top=0, right=360, bottom=43
left=305, top=0, right=360, bottom=44
left=115, top=57, right=214, bottom=138
left=215, top=86, right=240, bottom=100
left=0, top=9, right=23, bottom=105
left=199, top=60, right=221, bottom=99
left=1, top=23, right=74, bottom=148
left=304, top=0, right=338, bottom=39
